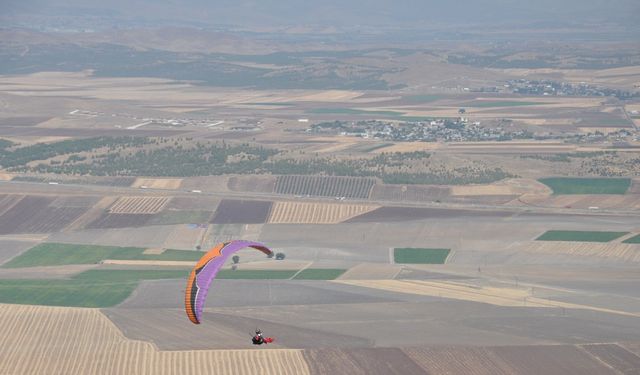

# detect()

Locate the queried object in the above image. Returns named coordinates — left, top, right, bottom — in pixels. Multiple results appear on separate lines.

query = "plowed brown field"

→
left=268, top=202, right=378, bottom=224
left=109, top=196, right=170, bottom=214
left=0, top=304, right=310, bottom=375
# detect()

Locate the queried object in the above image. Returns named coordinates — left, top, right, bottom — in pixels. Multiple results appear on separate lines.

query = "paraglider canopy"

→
left=184, top=240, right=272, bottom=324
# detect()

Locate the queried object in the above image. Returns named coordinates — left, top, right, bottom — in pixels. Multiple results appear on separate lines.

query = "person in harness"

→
left=252, top=329, right=273, bottom=345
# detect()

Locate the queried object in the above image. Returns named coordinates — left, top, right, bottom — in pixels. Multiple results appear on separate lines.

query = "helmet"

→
left=255, top=329, right=262, bottom=334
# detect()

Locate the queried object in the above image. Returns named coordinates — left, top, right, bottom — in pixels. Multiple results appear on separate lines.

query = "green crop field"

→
left=622, top=234, right=640, bottom=244
left=72, top=269, right=188, bottom=282
left=293, top=269, right=347, bottom=280
left=3, top=243, right=202, bottom=268
left=539, top=177, right=631, bottom=194
left=536, top=230, right=628, bottom=242
left=465, top=101, right=544, bottom=108
left=394, top=248, right=451, bottom=264
left=0, top=269, right=187, bottom=307
left=216, top=270, right=298, bottom=279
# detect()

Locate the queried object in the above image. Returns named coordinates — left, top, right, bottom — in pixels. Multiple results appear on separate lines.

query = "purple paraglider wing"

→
left=185, top=240, right=272, bottom=324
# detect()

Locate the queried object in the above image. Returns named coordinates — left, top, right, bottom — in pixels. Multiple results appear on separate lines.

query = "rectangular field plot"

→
left=394, top=248, right=451, bottom=264
left=539, top=177, right=631, bottom=194
left=210, top=199, right=272, bottom=224
left=0, top=269, right=187, bottom=307
left=370, top=184, right=450, bottom=202
left=293, top=269, right=346, bottom=280
left=85, top=213, right=153, bottom=229
left=0, top=279, right=135, bottom=307
left=623, top=234, right=640, bottom=244
left=535, top=230, right=628, bottom=242
left=0, top=195, right=88, bottom=234
left=148, top=210, right=213, bottom=225
left=217, top=270, right=297, bottom=279
left=268, top=202, right=377, bottom=224
left=3, top=243, right=202, bottom=268
left=109, top=196, right=170, bottom=214
left=275, top=175, right=375, bottom=199
left=227, top=175, right=277, bottom=193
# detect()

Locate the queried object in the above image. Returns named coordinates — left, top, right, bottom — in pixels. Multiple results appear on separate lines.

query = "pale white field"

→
left=109, top=196, right=170, bottom=214
left=268, top=202, right=379, bottom=224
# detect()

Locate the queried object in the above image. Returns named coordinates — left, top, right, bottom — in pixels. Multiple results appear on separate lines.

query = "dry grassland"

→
left=333, top=279, right=640, bottom=317
left=109, top=197, right=170, bottom=214
left=268, top=202, right=378, bottom=224
left=372, top=142, right=442, bottom=153
left=142, top=248, right=166, bottom=255
left=0, top=304, right=310, bottom=375
left=498, top=67, right=640, bottom=89
left=520, top=194, right=640, bottom=210
left=510, top=241, right=640, bottom=263
left=162, top=224, right=209, bottom=250
left=0, top=173, right=13, bottom=181
left=132, top=178, right=183, bottom=190
left=452, top=179, right=552, bottom=196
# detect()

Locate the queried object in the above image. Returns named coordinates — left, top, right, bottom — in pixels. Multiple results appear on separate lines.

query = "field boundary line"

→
left=289, top=262, right=313, bottom=280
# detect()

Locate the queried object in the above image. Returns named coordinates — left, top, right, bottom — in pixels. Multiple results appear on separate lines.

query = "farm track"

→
left=109, top=196, right=170, bottom=214
left=0, top=304, right=310, bottom=375
left=275, top=176, right=375, bottom=199
left=268, top=202, right=378, bottom=224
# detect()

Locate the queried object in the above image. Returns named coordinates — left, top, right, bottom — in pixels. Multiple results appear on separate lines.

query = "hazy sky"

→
left=3, top=0, right=639, bottom=29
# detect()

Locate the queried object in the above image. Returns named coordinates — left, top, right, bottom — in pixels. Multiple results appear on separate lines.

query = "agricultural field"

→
left=274, top=176, right=376, bottom=199
left=520, top=194, right=640, bottom=210
left=539, top=177, right=631, bottom=195
left=268, top=202, right=378, bottom=224
left=369, top=184, right=450, bottom=202
left=0, top=195, right=88, bottom=234
left=148, top=210, right=212, bottom=225
left=393, top=248, right=451, bottom=264
left=210, top=199, right=273, bottom=224
left=0, top=269, right=188, bottom=307
left=623, top=234, right=640, bottom=244
left=85, top=213, right=154, bottom=229
left=404, top=345, right=629, bottom=375
left=216, top=270, right=298, bottom=279
left=511, top=242, right=640, bottom=263
left=227, top=175, right=277, bottom=193
left=3, top=243, right=202, bottom=268
left=292, top=269, right=347, bottom=280
left=535, top=230, right=628, bottom=242
left=109, top=196, right=170, bottom=214
left=131, top=178, right=183, bottom=190
left=0, top=240, right=39, bottom=266
left=464, top=100, right=547, bottom=107
left=0, top=304, right=309, bottom=375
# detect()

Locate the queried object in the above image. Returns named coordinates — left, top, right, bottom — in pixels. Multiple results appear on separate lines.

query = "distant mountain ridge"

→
left=2, top=0, right=638, bottom=30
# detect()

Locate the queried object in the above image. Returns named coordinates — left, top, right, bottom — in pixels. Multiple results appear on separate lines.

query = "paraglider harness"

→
left=252, top=329, right=273, bottom=345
